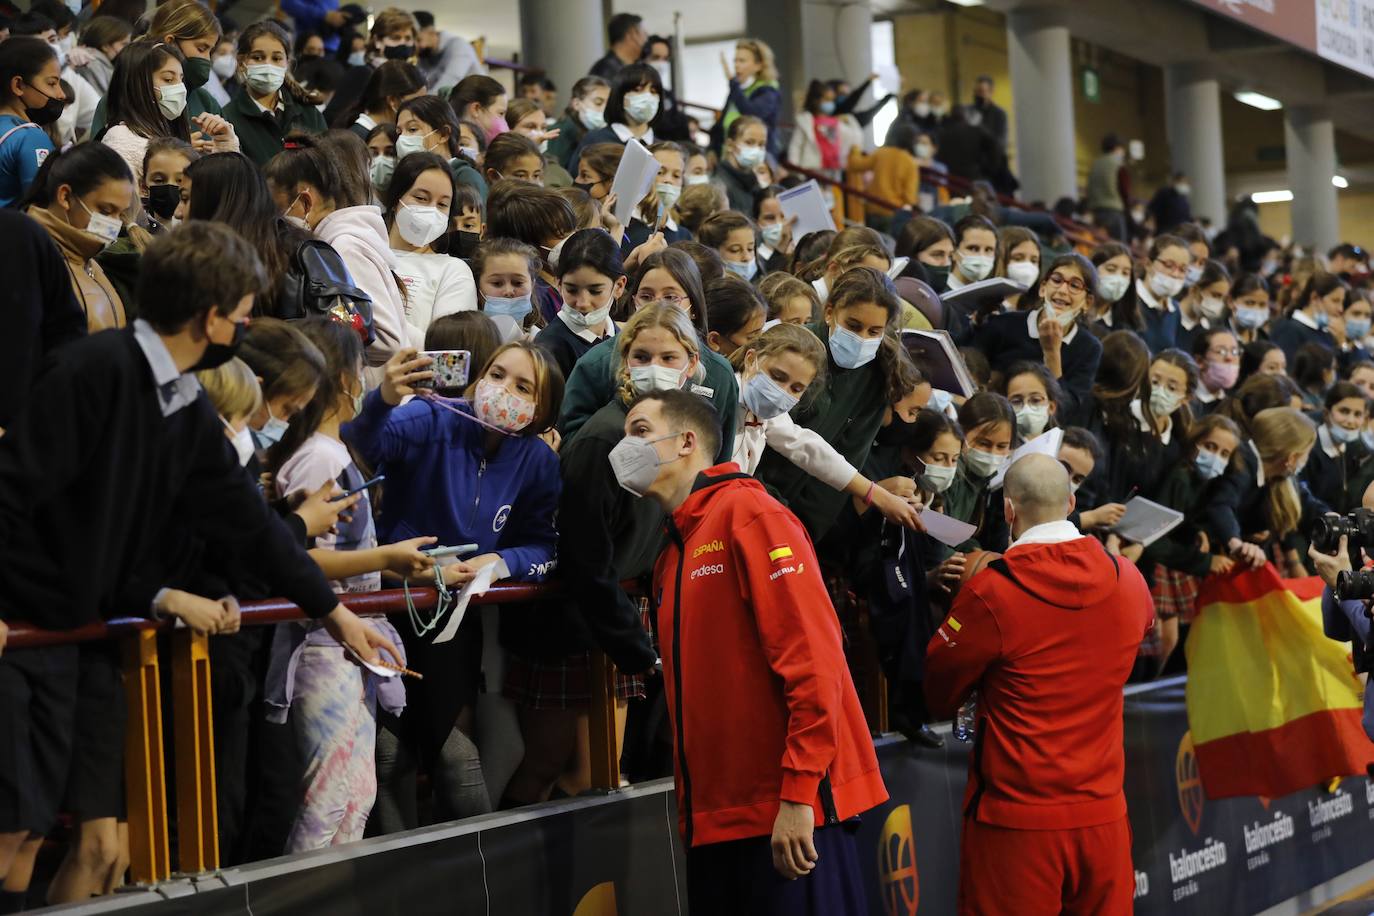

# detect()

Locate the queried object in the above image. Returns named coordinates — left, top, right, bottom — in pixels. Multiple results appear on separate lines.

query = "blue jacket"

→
left=281, top=0, right=341, bottom=51
left=343, top=390, right=560, bottom=581
left=1322, top=588, right=1374, bottom=740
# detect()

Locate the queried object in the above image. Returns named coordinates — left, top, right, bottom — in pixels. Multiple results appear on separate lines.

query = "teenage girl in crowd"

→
left=1241, top=339, right=1287, bottom=379
left=944, top=213, right=998, bottom=293
left=974, top=252, right=1104, bottom=418
left=482, top=131, right=544, bottom=187
left=620, top=140, right=691, bottom=253
left=473, top=237, right=543, bottom=342
left=1174, top=259, right=1231, bottom=355
left=0, top=38, right=62, bottom=206
left=568, top=63, right=663, bottom=176
left=730, top=321, right=924, bottom=527
left=1089, top=241, right=1143, bottom=337
left=181, top=151, right=317, bottom=320
left=704, top=274, right=766, bottom=354
left=795, top=225, right=891, bottom=304
left=139, top=137, right=197, bottom=229
left=998, top=361, right=1059, bottom=439
left=572, top=141, right=622, bottom=203
left=265, top=319, right=439, bottom=852
left=546, top=75, right=608, bottom=169
left=559, top=248, right=740, bottom=458
left=754, top=266, right=910, bottom=542
left=506, top=98, right=572, bottom=188
left=712, top=114, right=770, bottom=213
left=759, top=272, right=820, bottom=325
left=340, top=60, right=425, bottom=140
left=1190, top=328, right=1241, bottom=414
left=265, top=132, right=407, bottom=365
left=395, top=94, right=487, bottom=198
left=895, top=215, right=956, bottom=292
left=1137, top=414, right=1242, bottom=669
left=534, top=228, right=624, bottom=379
left=1136, top=234, right=1190, bottom=353
left=1301, top=381, right=1369, bottom=512
left=931, top=392, right=1016, bottom=576
left=753, top=186, right=795, bottom=275
left=101, top=41, right=238, bottom=188
left=222, top=21, right=328, bottom=166
left=697, top=210, right=759, bottom=284
left=1270, top=273, right=1347, bottom=366
left=382, top=150, right=477, bottom=340
left=1205, top=406, right=1328, bottom=578
left=1229, top=272, right=1272, bottom=345
left=449, top=74, right=509, bottom=142
left=993, top=225, right=1040, bottom=310
left=502, top=304, right=686, bottom=807
left=20, top=142, right=133, bottom=332
left=366, top=123, right=399, bottom=190
left=345, top=338, right=563, bottom=830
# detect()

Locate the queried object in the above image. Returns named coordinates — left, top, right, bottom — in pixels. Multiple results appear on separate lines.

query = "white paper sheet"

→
left=919, top=507, right=979, bottom=548
left=344, top=644, right=400, bottom=678
left=875, top=65, right=902, bottom=96
left=432, top=563, right=499, bottom=645
left=609, top=138, right=661, bottom=228
left=989, top=428, right=1064, bottom=490
left=777, top=179, right=837, bottom=238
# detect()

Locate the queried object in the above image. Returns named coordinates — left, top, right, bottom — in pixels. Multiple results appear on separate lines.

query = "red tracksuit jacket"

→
left=925, top=532, right=1154, bottom=830
left=655, top=464, right=888, bottom=847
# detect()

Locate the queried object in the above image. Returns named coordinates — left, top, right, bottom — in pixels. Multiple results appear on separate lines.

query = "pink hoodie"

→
left=315, top=205, right=406, bottom=366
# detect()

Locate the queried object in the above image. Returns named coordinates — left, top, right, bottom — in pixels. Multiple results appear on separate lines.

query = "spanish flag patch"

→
left=768, top=545, right=794, bottom=564
left=947, top=616, right=963, bottom=632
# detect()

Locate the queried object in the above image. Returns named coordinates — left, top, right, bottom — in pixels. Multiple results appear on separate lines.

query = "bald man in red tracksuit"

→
left=925, top=459, right=1154, bottom=915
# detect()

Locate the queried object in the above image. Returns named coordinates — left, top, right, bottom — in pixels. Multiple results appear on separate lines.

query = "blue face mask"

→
left=819, top=100, right=836, bottom=115
left=1330, top=423, right=1360, bottom=445
left=725, top=258, right=758, bottom=282
left=829, top=324, right=881, bottom=369
left=484, top=294, right=533, bottom=324
left=1194, top=448, right=1227, bottom=480
left=1234, top=305, right=1268, bottom=330
left=1315, top=309, right=1331, bottom=329
left=255, top=407, right=290, bottom=447
left=1348, top=317, right=1372, bottom=341
left=740, top=369, right=800, bottom=420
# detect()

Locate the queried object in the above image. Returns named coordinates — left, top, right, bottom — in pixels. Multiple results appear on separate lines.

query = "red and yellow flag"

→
left=1185, top=564, right=1374, bottom=799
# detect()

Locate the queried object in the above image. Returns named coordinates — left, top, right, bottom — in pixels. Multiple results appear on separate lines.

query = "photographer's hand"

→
left=1308, top=536, right=1352, bottom=590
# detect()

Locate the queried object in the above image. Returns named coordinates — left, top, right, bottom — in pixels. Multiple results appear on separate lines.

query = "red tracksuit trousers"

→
left=958, top=815, right=1134, bottom=915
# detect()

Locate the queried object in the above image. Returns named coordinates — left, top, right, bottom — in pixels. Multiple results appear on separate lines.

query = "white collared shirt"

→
left=1318, top=423, right=1344, bottom=459
left=1194, top=383, right=1221, bottom=405
left=1178, top=308, right=1207, bottom=332
left=253, top=94, right=286, bottom=116
left=945, top=271, right=969, bottom=292
left=1097, top=308, right=1115, bottom=328
left=1130, top=398, right=1171, bottom=444
left=1136, top=277, right=1175, bottom=313
left=1292, top=308, right=1320, bottom=331
left=132, top=318, right=201, bottom=418
left=1009, top=519, right=1084, bottom=550
left=354, top=112, right=378, bottom=132
left=812, top=276, right=829, bottom=305
left=558, top=306, right=618, bottom=344
left=1027, top=307, right=1078, bottom=346
left=1250, top=439, right=1266, bottom=486
left=611, top=123, right=655, bottom=145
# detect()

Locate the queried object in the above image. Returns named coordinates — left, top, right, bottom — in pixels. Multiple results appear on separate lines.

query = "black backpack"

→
left=280, top=237, right=376, bottom=345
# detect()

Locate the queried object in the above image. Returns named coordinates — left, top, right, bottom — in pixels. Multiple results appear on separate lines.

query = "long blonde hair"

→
left=736, top=38, right=779, bottom=84
left=614, top=303, right=703, bottom=405
left=1251, top=406, right=1316, bottom=539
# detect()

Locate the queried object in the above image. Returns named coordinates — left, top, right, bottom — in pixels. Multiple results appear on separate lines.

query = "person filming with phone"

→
left=344, top=342, right=565, bottom=829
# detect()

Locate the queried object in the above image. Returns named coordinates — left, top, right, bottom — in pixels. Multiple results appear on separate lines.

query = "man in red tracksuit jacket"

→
left=609, top=389, right=887, bottom=916
left=926, top=453, right=1154, bottom=916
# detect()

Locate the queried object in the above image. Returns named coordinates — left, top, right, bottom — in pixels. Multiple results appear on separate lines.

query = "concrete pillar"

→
left=1006, top=8, right=1076, bottom=204
left=1163, top=63, right=1227, bottom=228
left=518, top=0, right=603, bottom=107
left=1285, top=106, right=1340, bottom=253
left=746, top=0, right=873, bottom=126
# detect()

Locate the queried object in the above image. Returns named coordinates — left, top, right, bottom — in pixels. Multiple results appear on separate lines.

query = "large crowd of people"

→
left=0, top=0, right=1367, bottom=912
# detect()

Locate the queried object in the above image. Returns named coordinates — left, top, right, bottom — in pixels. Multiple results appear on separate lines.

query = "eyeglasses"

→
left=1155, top=258, right=1188, bottom=277
left=634, top=292, right=688, bottom=308
left=1009, top=394, right=1049, bottom=409
left=1046, top=272, right=1087, bottom=294
left=1207, top=346, right=1241, bottom=359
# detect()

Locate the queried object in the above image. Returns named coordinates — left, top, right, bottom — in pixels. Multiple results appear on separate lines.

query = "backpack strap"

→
left=0, top=121, right=40, bottom=146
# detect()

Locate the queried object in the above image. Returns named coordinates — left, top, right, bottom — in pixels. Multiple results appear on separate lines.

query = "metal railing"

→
left=5, top=583, right=624, bottom=886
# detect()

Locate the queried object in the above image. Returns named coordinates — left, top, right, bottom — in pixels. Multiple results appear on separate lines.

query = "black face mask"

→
left=924, top=264, right=951, bottom=294
left=145, top=183, right=181, bottom=221
left=24, top=84, right=64, bottom=125
left=876, top=412, right=918, bottom=448
left=182, top=55, right=212, bottom=90
left=572, top=180, right=595, bottom=195
left=192, top=319, right=246, bottom=371
left=453, top=229, right=480, bottom=259
left=383, top=43, right=415, bottom=60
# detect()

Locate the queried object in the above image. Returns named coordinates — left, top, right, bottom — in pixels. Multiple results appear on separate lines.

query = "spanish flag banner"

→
left=1185, top=564, right=1374, bottom=799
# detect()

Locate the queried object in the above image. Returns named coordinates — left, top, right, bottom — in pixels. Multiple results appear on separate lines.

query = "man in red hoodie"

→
left=926, top=453, right=1154, bottom=916
left=611, top=389, right=887, bottom=916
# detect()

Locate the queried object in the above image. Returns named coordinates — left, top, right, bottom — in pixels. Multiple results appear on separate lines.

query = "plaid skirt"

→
left=502, top=599, right=652, bottom=710
left=1150, top=564, right=1200, bottom=622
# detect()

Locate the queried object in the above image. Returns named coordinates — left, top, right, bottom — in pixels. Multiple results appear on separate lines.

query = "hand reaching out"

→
left=381, top=348, right=433, bottom=405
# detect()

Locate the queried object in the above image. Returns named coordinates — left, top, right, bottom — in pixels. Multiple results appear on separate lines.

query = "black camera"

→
left=1311, top=508, right=1374, bottom=555
left=1336, top=568, right=1374, bottom=602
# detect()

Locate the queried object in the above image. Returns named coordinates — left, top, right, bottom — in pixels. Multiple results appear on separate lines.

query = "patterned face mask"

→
left=473, top=378, right=535, bottom=432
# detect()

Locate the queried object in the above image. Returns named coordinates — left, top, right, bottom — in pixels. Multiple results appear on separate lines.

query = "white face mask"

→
left=920, top=462, right=956, bottom=493
left=559, top=297, right=612, bottom=332
left=736, top=144, right=766, bottom=169
left=1005, top=261, right=1040, bottom=288
left=684, top=173, right=710, bottom=186
left=915, top=141, right=934, bottom=159
left=1198, top=295, right=1226, bottom=321
left=77, top=197, right=121, bottom=247
left=223, top=416, right=255, bottom=466
left=629, top=364, right=687, bottom=395
left=244, top=63, right=286, bottom=96
left=1097, top=273, right=1130, bottom=303
left=212, top=54, right=237, bottom=79
left=655, top=181, right=681, bottom=210
left=963, top=447, right=1006, bottom=479
left=1148, top=270, right=1185, bottom=300
left=1015, top=404, right=1050, bottom=437
left=396, top=132, right=432, bottom=160
left=958, top=253, right=994, bottom=282
left=157, top=82, right=188, bottom=119
left=395, top=202, right=449, bottom=248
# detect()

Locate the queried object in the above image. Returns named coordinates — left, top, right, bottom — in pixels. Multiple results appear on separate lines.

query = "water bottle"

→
left=955, top=692, right=978, bottom=743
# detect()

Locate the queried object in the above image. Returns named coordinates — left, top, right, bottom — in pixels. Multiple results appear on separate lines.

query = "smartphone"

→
left=424, top=544, right=479, bottom=558
left=413, top=350, right=471, bottom=390
left=330, top=474, right=384, bottom=502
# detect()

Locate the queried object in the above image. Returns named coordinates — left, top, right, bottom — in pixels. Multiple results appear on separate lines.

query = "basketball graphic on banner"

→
left=877, top=804, right=919, bottom=915
left=1176, top=731, right=1204, bottom=835
left=571, top=881, right=617, bottom=916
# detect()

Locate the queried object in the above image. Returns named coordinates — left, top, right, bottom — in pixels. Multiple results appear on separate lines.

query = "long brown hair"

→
left=1092, top=330, right=1150, bottom=441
